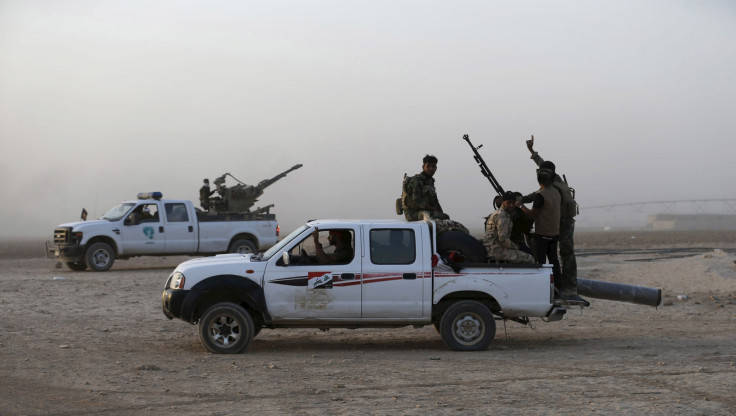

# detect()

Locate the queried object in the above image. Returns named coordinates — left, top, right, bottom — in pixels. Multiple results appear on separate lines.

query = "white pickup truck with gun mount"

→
left=47, top=165, right=301, bottom=271
left=162, top=219, right=661, bottom=353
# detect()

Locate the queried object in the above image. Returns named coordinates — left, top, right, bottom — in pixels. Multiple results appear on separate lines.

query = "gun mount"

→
left=202, top=164, right=303, bottom=215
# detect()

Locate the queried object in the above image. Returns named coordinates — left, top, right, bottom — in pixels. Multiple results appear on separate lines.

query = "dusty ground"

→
left=1, top=231, right=736, bottom=415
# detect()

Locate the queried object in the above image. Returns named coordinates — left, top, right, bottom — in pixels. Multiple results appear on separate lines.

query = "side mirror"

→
left=281, top=251, right=290, bottom=266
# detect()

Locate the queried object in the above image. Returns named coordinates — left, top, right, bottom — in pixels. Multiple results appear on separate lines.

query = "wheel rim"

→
left=92, top=248, right=110, bottom=268
left=208, top=314, right=242, bottom=347
left=236, top=245, right=253, bottom=254
left=452, top=312, right=485, bottom=346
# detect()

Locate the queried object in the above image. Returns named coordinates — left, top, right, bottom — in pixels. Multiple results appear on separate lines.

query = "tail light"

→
left=276, top=225, right=280, bottom=237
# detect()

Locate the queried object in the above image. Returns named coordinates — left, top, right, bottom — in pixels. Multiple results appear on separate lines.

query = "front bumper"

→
left=46, top=241, right=84, bottom=262
left=162, top=288, right=206, bottom=323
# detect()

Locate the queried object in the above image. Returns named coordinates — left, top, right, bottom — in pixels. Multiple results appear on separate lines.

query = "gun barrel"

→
left=256, top=164, right=303, bottom=190
left=462, top=134, right=505, bottom=195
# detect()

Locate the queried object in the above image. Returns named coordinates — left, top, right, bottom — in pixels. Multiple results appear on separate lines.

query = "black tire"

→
left=65, top=261, right=88, bottom=271
left=229, top=239, right=257, bottom=254
left=436, top=230, right=487, bottom=263
left=439, top=300, right=496, bottom=351
left=85, top=242, right=115, bottom=272
left=198, top=303, right=254, bottom=354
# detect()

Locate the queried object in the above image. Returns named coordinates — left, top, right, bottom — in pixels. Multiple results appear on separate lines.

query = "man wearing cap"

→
left=483, top=191, right=536, bottom=263
left=521, top=135, right=581, bottom=301
left=518, top=166, right=563, bottom=293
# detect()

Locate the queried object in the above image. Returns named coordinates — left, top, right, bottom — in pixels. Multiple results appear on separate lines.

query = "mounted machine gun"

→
left=203, top=164, right=303, bottom=215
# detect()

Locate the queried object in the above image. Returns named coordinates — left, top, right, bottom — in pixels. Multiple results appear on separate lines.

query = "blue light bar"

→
left=137, top=192, right=163, bottom=200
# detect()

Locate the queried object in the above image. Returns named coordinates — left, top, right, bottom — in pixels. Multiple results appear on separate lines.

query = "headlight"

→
left=70, top=231, right=83, bottom=244
left=169, top=272, right=186, bottom=289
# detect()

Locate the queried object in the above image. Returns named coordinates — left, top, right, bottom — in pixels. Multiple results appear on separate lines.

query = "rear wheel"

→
left=439, top=300, right=496, bottom=351
left=199, top=303, right=254, bottom=354
left=229, top=239, right=257, bottom=254
left=66, top=261, right=88, bottom=271
left=85, top=242, right=115, bottom=272
left=436, top=231, right=487, bottom=263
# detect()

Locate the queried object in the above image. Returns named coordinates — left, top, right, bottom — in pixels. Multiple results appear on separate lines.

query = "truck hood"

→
left=58, top=220, right=111, bottom=230
left=173, top=253, right=266, bottom=289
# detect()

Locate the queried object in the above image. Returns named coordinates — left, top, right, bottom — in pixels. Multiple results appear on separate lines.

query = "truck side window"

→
left=370, top=229, right=415, bottom=264
left=165, top=203, right=189, bottom=223
left=289, top=229, right=354, bottom=265
left=130, top=203, right=160, bottom=223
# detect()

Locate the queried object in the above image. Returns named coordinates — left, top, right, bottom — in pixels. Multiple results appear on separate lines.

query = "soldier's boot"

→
left=560, top=290, right=589, bottom=307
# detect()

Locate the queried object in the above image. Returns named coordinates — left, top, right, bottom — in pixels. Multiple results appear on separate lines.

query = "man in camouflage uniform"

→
left=521, top=135, right=581, bottom=301
left=400, top=155, right=468, bottom=234
left=402, top=155, right=449, bottom=221
left=483, top=191, right=536, bottom=263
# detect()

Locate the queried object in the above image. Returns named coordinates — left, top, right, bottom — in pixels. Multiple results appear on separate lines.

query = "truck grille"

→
left=54, top=228, right=71, bottom=244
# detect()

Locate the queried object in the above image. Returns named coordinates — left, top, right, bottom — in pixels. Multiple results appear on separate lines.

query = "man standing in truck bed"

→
left=521, top=135, right=581, bottom=301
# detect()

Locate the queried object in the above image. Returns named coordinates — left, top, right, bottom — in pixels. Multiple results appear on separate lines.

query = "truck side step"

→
left=545, top=307, right=567, bottom=322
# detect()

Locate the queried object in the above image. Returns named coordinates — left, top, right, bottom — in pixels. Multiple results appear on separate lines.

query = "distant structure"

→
left=579, top=199, right=736, bottom=230
left=647, top=214, right=736, bottom=231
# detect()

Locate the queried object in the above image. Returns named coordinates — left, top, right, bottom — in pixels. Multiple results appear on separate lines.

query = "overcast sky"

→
left=1, top=0, right=735, bottom=239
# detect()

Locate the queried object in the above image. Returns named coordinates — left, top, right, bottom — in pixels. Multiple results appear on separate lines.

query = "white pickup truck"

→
left=162, top=219, right=568, bottom=353
left=48, top=192, right=279, bottom=272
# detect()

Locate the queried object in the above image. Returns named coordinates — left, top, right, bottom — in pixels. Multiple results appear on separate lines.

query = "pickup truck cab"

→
left=49, top=192, right=278, bottom=271
left=162, top=219, right=566, bottom=353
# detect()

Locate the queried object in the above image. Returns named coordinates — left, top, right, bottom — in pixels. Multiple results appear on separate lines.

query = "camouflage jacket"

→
left=483, top=207, right=518, bottom=251
left=404, top=172, right=443, bottom=213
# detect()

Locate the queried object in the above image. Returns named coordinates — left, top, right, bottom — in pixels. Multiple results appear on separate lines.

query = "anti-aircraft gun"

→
left=202, top=164, right=303, bottom=216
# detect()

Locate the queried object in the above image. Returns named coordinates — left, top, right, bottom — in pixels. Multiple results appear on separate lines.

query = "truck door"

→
left=163, top=202, right=197, bottom=253
left=361, top=224, right=425, bottom=319
left=264, top=227, right=361, bottom=320
left=120, top=203, right=165, bottom=254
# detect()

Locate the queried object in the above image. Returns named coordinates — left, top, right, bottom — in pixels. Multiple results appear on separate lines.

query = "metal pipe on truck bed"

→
left=577, top=278, right=662, bottom=307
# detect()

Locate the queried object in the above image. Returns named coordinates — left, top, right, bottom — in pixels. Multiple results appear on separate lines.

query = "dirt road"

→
left=1, top=235, right=735, bottom=415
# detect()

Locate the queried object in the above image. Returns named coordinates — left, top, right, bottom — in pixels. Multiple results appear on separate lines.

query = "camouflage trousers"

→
left=559, top=217, right=578, bottom=294
left=487, top=247, right=535, bottom=264
left=404, top=209, right=448, bottom=222
left=404, top=210, right=469, bottom=233
left=435, top=219, right=469, bottom=234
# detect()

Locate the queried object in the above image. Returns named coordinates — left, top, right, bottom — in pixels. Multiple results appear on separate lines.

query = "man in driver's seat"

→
left=312, top=229, right=353, bottom=264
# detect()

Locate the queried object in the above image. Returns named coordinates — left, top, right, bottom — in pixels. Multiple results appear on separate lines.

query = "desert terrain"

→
left=1, top=230, right=735, bottom=415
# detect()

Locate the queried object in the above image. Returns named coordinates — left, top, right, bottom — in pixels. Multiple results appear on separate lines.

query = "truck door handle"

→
left=341, top=273, right=355, bottom=281
left=188, top=226, right=193, bottom=232
left=159, top=226, right=164, bottom=233
left=403, top=273, right=416, bottom=280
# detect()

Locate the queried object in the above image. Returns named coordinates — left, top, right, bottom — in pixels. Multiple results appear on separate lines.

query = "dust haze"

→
left=1, top=1, right=734, bottom=239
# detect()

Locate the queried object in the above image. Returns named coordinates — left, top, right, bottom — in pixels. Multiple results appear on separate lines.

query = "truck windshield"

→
left=100, top=203, right=136, bottom=221
left=261, top=225, right=309, bottom=260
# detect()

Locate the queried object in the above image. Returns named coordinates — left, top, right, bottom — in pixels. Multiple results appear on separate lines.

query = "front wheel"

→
left=439, top=300, right=496, bottom=351
left=66, top=261, right=88, bottom=271
left=198, top=303, right=254, bottom=354
left=229, top=239, right=257, bottom=254
left=85, top=242, right=115, bottom=272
